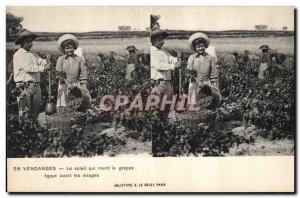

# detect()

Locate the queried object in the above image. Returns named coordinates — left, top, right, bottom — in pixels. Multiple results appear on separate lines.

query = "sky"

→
left=7, top=6, right=294, bottom=32
left=6, top=6, right=151, bottom=32
left=152, top=6, right=294, bottom=31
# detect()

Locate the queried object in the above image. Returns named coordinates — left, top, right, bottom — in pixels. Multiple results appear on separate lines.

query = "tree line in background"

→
left=6, top=12, right=23, bottom=42
left=7, top=12, right=294, bottom=43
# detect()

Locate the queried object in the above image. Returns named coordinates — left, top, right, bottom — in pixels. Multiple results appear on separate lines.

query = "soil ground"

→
left=38, top=112, right=294, bottom=157
left=216, top=121, right=294, bottom=156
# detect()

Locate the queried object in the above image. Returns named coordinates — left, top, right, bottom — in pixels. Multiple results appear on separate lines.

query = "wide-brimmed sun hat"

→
left=232, top=50, right=238, bottom=55
left=15, top=29, right=38, bottom=45
left=126, top=45, right=138, bottom=51
left=259, top=45, right=271, bottom=50
left=188, top=32, right=210, bottom=51
left=57, top=34, right=79, bottom=53
left=151, top=28, right=169, bottom=40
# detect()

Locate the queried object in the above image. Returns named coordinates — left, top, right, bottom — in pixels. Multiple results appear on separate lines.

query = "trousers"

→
left=151, top=80, right=173, bottom=121
left=17, top=82, right=42, bottom=121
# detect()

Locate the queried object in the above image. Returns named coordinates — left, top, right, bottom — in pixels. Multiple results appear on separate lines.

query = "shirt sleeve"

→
left=209, top=56, right=219, bottom=82
left=151, top=49, right=175, bottom=71
left=56, top=56, right=63, bottom=72
left=36, top=54, right=47, bottom=67
left=79, top=58, right=88, bottom=84
left=187, top=55, right=194, bottom=70
left=14, top=52, right=45, bottom=73
left=168, top=54, right=178, bottom=65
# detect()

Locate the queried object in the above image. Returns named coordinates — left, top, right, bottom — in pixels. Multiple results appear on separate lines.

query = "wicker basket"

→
left=175, top=110, right=217, bottom=131
left=45, top=113, right=86, bottom=130
left=198, top=85, right=221, bottom=110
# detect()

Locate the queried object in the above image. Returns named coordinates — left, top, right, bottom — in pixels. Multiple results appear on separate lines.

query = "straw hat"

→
left=126, top=45, right=138, bottom=51
left=15, top=29, right=38, bottom=45
left=188, top=32, right=210, bottom=51
left=259, top=45, right=271, bottom=50
left=151, top=29, right=169, bottom=40
left=57, top=34, right=79, bottom=53
left=231, top=50, right=238, bottom=55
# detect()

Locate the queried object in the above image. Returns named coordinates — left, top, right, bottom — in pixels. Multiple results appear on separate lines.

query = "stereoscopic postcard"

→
left=6, top=6, right=295, bottom=192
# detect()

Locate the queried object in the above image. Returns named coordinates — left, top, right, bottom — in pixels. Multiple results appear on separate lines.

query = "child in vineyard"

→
left=187, top=32, right=219, bottom=108
left=56, top=34, right=89, bottom=107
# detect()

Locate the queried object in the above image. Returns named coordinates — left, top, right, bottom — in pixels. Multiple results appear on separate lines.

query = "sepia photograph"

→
left=6, top=6, right=151, bottom=158
left=150, top=7, right=295, bottom=157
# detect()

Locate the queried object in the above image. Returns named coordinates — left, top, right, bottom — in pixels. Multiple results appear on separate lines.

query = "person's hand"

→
left=81, top=83, right=89, bottom=92
left=202, top=80, right=210, bottom=86
left=67, top=82, right=76, bottom=90
left=196, top=79, right=203, bottom=88
left=177, top=51, right=183, bottom=61
left=46, top=54, right=52, bottom=62
left=59, top=77, right=65, bottom=85
left=44, top=62, right=51, bottom=71
left=20, top=90, right=29, bottom=97
left=196, top=79, right=209, bottom=88
left=175, top=60, right=183, bottom=68
left=211, top=81, right=219, bottom=90
left=190, top=76, right=196, bottom=83
left=200, top=80, right=211, bottom=88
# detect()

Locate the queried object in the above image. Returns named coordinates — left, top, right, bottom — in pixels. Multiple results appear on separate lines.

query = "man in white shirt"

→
left=150, top=28, right=182, bottom=121
left=13, top=29, right=51, bottom=120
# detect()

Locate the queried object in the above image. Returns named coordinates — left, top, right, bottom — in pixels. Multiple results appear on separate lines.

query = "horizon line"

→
left=31, top=29, right=295, bottom=34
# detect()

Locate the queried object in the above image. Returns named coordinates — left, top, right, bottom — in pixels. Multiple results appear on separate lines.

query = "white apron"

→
left=258, top=63, right=268, bottom=79
left=56, top=82, right=81, bottom=107
left=187, top=78, right=212, bottom=107
left=125, top=63, right=135, bottom=80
